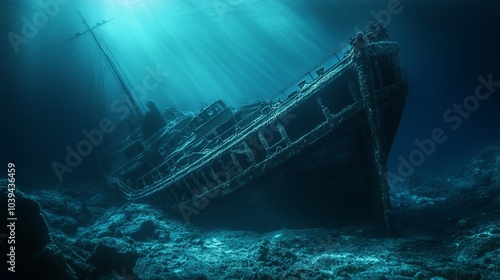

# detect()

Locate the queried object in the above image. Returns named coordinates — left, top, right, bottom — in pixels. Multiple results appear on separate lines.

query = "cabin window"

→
left=371, top=54, right=397, bottom=89
left=122, top=141, right=145, bottom=160
left=217, top=102, right=225, bottom=110
left=317, top=74, right=354, bottom=116
left=284, top=97, right=326, bottom=143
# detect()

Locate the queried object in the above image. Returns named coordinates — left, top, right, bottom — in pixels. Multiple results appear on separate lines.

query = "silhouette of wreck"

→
left=71, top=16, right=408, bottom=232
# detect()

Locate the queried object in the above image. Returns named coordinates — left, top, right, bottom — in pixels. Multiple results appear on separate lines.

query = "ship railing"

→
left=141, top=105, right=267, bottom=183
left=134, top=159, right=175, bottom=191
left=165, top=107, right=266, bottom=163
left=265, top=44, right=352, bottom=104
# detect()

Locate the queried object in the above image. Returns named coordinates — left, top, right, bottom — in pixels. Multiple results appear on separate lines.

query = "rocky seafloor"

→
left=1, top=146, right=500, bottom=280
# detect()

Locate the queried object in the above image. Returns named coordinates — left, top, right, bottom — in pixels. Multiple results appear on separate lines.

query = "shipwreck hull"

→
left=182, top=78, right=407, bottom=231
left=166, top=66, right=407, bottom=231
left=106, top=26, right=408, bottom=232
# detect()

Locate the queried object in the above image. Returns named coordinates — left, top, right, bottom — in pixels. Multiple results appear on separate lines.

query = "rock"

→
left=43, top=210, right=79, bottom=235
left=128, top=220, right=157, bottom=241
left=23, top=243, right=78, bottom=280
left=87, top=237, right=139, bottom=275
left=461, top=146, right=500, bottom=186
left=29, top=189, right=76, bottom=216
left=0, top=181, right=50, bottom=256
left=0, top=181, right=77, bottom=280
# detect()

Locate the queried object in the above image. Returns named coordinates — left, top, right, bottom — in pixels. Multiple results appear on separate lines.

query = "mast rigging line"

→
left=68, top=10, right=144, bottom=118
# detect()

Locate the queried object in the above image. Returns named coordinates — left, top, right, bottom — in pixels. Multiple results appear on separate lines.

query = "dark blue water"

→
left=2, top=2, right=500, bottom=279
left=1, top=0, right=499, bottom=183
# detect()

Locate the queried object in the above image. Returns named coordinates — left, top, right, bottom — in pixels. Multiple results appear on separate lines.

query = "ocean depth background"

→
left=1, top=0, right=499, bottom=184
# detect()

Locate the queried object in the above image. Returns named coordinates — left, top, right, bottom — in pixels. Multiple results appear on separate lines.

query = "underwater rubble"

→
left=1, top=145, right=500, bottom=279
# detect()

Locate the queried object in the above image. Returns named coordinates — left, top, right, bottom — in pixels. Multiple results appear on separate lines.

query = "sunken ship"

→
left=73, top=17, right=408, bottom=231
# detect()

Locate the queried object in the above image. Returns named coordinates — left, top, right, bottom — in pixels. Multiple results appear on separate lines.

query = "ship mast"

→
left=68, top=11, right=144, bottom=117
